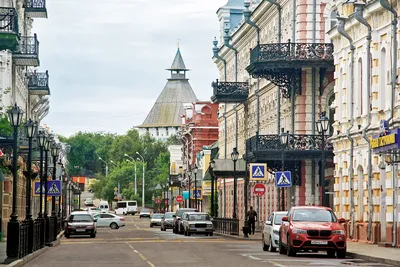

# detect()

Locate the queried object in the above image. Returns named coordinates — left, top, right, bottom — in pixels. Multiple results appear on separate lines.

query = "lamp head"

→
left=210, top=160, right=216, bottom=169
left=231, top=147, right=239, bottom=162
left=25, top=119, right=36, bottom=138
left=8, top=103, right=23, bottom=127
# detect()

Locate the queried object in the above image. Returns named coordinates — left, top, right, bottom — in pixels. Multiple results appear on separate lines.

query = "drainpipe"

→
left=354, top=1, right=373, bottom=241
left=223, top=24, right=238, bottom=82
left=213, top=38, right=227, bottom=82
left=337, top=15, right=355, bottom=239
left=311, top=0, right=317, bottom=203
left=265, top=0, right=282, bottom=42
left=244, top=1, right=261, bottom=132
left=379, top=0, right=398, bottom=248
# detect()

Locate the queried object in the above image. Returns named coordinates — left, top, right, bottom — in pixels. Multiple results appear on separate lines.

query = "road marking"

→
left=61, top=239, right=248, bottom=245
left=126, top=242, right=155, bottom=267
left=240, top=254, right=287, bottom=267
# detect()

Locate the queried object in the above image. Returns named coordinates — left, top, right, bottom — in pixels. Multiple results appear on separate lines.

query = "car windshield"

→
left=69, top=214, right=93, bottom=222
left=188, top=214, right=209, bottom=221
left=152, top=214, right=163, bottom=218
left=292, top=209, right=337, bottom=222
left=141, top=209, right=149, bottom=213
left=165, top=213, right=174, bottom=218
left=178, top=209, right=196, bottom=217
left=274, top=214, right=285, bottom=225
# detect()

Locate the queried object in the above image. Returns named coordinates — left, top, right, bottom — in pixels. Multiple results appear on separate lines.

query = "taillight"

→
left=86, top=225, right=94, bottom=229
left=120, top=218, right=125, bottom=221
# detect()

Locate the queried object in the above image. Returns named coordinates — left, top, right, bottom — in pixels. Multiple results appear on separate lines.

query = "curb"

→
left=346, top=252, right=400, bottom=266
left=214, top=232, right=262, bottom=242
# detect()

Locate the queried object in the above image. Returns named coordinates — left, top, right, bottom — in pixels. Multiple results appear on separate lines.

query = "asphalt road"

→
left=23, top=216, right=393, bottom=267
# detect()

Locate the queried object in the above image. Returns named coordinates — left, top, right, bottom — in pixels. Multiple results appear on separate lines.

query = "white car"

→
left=262, top=211, right=287, bottom=252
left=150, top=213, right=164, bottom=227
left=92, top=213, right=126, bottom=229
left=84, top=198, right=93, bottom=206
left=86, top=207, right=104, bottom=215
left=139, top=209, right=151, bottom=218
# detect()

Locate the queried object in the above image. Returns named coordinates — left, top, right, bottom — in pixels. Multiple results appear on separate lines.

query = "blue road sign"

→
left=191, top=189, right=202, bottom=199
left=275, top=171, right=292, bottom=188
left=182, top=191, right=189, bottom=200
left=250, top=163, right=267, bottom=181
left=33, top=180, right=62, bottom=197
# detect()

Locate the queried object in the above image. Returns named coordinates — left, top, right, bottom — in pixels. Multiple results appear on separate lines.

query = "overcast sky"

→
left=36, top=0, right=228, bottom=137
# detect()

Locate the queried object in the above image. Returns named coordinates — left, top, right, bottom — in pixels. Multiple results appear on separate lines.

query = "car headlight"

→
left=332, top=230, right=345, bottom=235
left=292, top=228, right=307, bottom=234
left=273, top=229, right=279, bottom=235
left=189, top=224, right=196, bottom=228
left=206, top=224, right=213, bottom=228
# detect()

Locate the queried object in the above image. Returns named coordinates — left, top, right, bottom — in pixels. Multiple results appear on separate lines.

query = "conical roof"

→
left=139, top=49, right=197, bottom=128
left=167, top=48, right=189, bottom=71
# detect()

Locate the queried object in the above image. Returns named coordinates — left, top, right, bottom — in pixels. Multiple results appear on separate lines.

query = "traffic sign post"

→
left=275, top=171, right=292, bottom=188
left=253, top=183, right=266, bottom=196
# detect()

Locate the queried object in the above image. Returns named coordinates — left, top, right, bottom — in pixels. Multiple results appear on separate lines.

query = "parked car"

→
left=92, top=213, right=125, bottom=229
left=99, top=201, right=110, bottom=213
left=173, top=208, right=198, bottom=234
left=87, top=207, right=103, bottom=216
left=139, top=208, right=151, bottom=218
left=84, top=198, right=93, bottom=206
left=279, top=206, right=346, bottom=258
left=161, top=212, right=175, bottom=231
left=64, top=211, right=97, bottom=238
left=262, top=211, right=287, bottom=252
left=150, top=213, right=164, bottom=227
left=182, top=212, right=213, bottom=236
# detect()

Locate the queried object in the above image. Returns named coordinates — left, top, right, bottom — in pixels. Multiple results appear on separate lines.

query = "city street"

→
left=22, top=216, right=393, bottom=267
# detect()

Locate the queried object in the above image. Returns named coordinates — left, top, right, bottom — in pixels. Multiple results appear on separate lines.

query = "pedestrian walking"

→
left=247, top=206, right=257, bottom=235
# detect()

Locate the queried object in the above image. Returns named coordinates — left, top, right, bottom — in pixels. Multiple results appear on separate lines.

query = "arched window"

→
left=330, top=10, right=338, bottom=29
left=328, top=94, right=335, bottom=135
left=380, top=48, right=387, bottom=111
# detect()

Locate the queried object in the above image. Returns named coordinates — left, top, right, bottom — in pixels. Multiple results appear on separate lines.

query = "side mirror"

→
left=338, top=218, right=346, bottom=224
left=265, top=221, right=272, bottom=226
left=282, top=216, right=288, bottom=222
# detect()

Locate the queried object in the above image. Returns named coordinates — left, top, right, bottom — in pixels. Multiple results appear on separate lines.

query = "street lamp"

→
left=209, top=160, right=216, bottom=217
left=98, top=157, right=108, bottom=177
left=231, top=147, right=239, bottom=219
left=136, top=152, right=145, bottom=209
left=25, top=119, right=36, bottom=253
left=50, top=142, right=60, bottom=242
left=36, top=130, right=46, bottom=248
left=6, top=104, right=23, bottom=259
left=316, top=112, right=330, bottom=207
left=187, top=169, right=192, bottom=208
left=279, top=128, right=289, bottom=211
left=43, top=134, right=52, bottom=245
left=193, top=164, right=198, bottom=211
left=124, top=154, right=137, bottom=195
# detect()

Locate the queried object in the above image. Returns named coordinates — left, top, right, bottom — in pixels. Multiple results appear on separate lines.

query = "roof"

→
left=167, top=48, right=189, bottom=71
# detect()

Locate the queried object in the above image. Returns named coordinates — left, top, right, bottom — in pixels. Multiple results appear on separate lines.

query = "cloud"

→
left=35, top=0, right=228, bottom=137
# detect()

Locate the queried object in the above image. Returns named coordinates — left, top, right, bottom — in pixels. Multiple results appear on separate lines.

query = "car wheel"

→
left=90, top=233, right=96, bottom=238
left=268, top=237, right=276, bottom=252
left=150, top=224, right=153, bottom=228
left=262, top=235, right=269, bottom=251
left=279, top=237, right=285, bottom=254
left=327, top=249, right=335, bottom=258
left=286, top=235, right=296, bottom=257
left=110, top=223, right=118, bottom=229
left=64, top=233, right=70, bottom=238
left=210, top=233, right=213, bottom=236
left=336, top=249, right=346, bottom=259
left=187, top=231, right=191, bottom=236
left=184, top=229, right=188, bottom=236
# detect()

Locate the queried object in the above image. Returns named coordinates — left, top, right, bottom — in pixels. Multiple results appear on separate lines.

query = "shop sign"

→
left=371, top=134, right=396, bottom=149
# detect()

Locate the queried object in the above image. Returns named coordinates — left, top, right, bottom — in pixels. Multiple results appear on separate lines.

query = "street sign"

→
left=176, top=195, right=183, bottom=203
left=182, top=191, right=189, bottom=200
left=164, top=199, right=168, bottom=206
left=275, top=171, right=292, bottom=188
left=253, top=183, right=266, bottom=196
left=250, top=163, right=267, bottom=181
left=191, top=189, right=202, bottom=199
left=33, top=181, right=62, bottom=197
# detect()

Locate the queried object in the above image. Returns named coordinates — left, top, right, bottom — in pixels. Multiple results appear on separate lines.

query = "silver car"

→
left=262, top=211, right=287, bottom=252
left=161, top=212, right=175, bottom=231
left=150, top=213, right=163, bottom=227
left=182, top=212, right=213, bottom=236
left=93, top=213, right=126, bottom=229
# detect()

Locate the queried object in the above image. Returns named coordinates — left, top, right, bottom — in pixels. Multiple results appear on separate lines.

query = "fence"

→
left=212, top=218, right=240, bottom=236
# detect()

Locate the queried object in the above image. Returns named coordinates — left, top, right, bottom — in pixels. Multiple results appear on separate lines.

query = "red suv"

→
left=279, top=206, right=346, bottom=258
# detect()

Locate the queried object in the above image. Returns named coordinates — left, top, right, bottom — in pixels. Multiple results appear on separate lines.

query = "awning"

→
left=209, top=159, right=246, bottom=178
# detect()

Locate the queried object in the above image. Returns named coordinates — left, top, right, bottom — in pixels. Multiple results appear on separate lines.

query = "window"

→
left=274, top=214, right=285, bottom=225
left=156, top=128, right=159, bottom=136
left=128, top=201, right=137, bottom=206
left=330, top=10, right=337, bottom=29
left=101, top=214, right=114, bottom=219
left=380, top=48, right=387, bottom=110
left=117, top=202, right=127, bottom=208
left=358, top=58, right=364, bottom=116
left=166, top=127, right=169, bottom=136
left=292, top=209, right=336, bottom=222
left=69, top=214, right=93, bottom=222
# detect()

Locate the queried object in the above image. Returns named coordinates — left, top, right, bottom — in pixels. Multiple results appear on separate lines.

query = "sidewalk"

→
left=0, top=241, right=5, bottom=265
left=214, top=231, right=400, bottom=266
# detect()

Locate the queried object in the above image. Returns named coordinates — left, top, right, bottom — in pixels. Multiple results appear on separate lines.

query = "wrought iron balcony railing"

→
left=27, top=71, right=50, bottom=95
left=246, top=133, right=332, bottom=160
left=25, top=0, right=48, bottom=18
left=211, top=80, right=249, bottom=103
left=13, top=34, right=40, bottom=66
left=0, top=7, right=18, bottom=33
left=249, top=41, right=334, bottom=67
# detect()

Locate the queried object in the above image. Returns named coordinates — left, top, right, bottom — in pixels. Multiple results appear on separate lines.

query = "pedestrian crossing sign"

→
left=275, top=171, right=292, bottom=188
left=250, top=163, right=267, bottom=181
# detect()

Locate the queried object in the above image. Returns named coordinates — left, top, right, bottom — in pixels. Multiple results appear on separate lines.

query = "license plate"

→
left=311, top=240, right=328, bottom=245
left=76, top=229, right=85, bottom=232
left=197, top=229, right=205, bottom=231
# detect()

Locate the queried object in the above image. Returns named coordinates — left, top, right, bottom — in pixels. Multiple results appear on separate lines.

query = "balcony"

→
left=246, top=41, right=334, bottom=98
left=211, top=80, right=249, bottom=103
left=13, top=34, right=39, bottom=66
left=0, top=7, right=19, bottom=51
left=24, top=0, right=48, bottom=18
left=27, top=71, right=50, bottom=95
left=245, top=133, right=333, bottom=161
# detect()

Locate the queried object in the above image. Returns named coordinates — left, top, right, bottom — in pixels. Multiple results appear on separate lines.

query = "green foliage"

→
left=166, top=134, right=180, bottom=146
left=0, top=113, right=12, bottom=137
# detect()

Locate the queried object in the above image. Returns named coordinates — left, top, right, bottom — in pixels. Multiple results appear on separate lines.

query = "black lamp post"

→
left=193, top=164, right=198, bottom=211
left=231, top=147, right=239, bottom=219
left=25, top=119, right=36, bottom=253
left=188, top=169, right=192, bottom=208
left=279, top=128, right=289, bottom=211
left=209, top=160, right=216, bottom=217
left=6, top=104, right=23, bottom=260
left=43, top=135, right=51, bottom=245
left=36, top=130, right=46, bottom=248
left=50, top=142, right=60, bottom=241
left=316, top=112, right=330, bottom=207
left=78, top=188, right=81, bottom=209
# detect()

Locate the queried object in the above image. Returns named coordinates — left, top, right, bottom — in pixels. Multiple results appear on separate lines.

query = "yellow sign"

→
left=371, top=134, right=396, bottom=149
